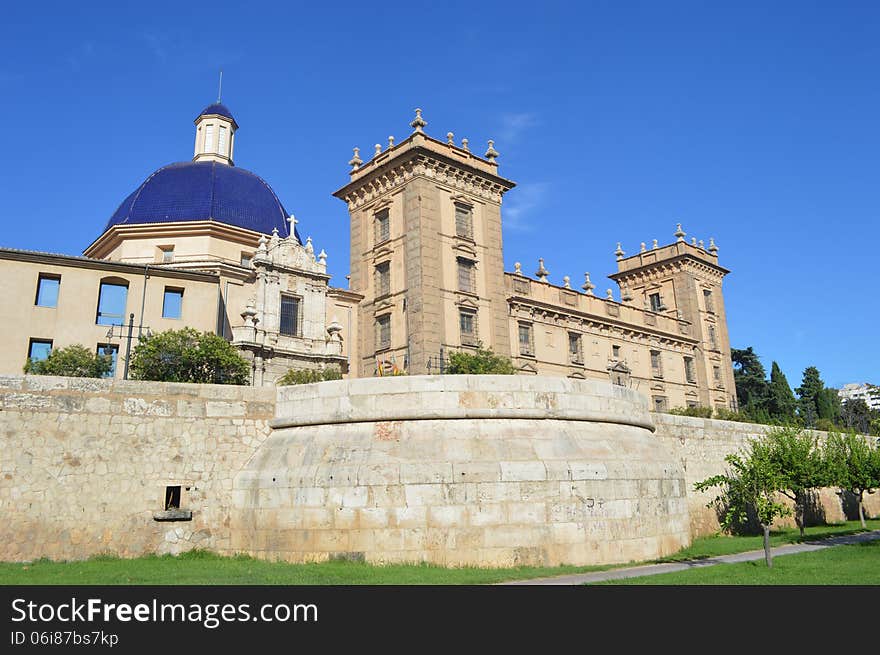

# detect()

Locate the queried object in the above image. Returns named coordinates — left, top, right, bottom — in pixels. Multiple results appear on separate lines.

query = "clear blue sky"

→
left=1, top=1, right=877, bottom=390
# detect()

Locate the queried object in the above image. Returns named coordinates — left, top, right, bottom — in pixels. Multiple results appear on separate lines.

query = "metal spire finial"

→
left=217, top=70, right=223, bottom=103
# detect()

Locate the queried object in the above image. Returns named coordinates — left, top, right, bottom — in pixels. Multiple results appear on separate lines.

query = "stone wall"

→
left=232, top=376, right=691, bottom=567
left=653, top=413, right=880, bottom=535
left=0, top=375, right=274, bottom=561
left=1, top=373, right=877, bottom=566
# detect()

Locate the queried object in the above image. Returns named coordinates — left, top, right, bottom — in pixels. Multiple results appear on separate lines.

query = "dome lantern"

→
left=193, top=102, right=238, bottom=166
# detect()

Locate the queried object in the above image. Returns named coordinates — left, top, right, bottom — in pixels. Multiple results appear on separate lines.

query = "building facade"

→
left=0, top=102, right=735, bottom=409
left=839, top=383, right=880, bottom=411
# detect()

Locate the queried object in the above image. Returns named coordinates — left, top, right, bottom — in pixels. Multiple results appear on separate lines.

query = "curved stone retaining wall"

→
left=231, top=376, right=691, bottom=567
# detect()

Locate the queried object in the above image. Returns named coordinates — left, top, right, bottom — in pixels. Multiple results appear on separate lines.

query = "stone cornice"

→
left=83, top=220, right=269, bottom=259
left=333, top=146, right=515, bottom=210
left=610, top=253, right=729, bottom=282
left=507, top=295, right=699, bottom=348
left=0, top=247, right=219, bottom=283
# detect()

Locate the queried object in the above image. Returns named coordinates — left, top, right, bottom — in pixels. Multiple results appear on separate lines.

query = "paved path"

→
left=500, top=529, right=880, bottom=585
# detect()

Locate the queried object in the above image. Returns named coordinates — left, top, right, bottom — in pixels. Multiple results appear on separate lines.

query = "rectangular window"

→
left=612, top=344, right=621, bottom=359
left=96, top=343, right=119, bottom=378
left=375, top=261, right=391, bottom=297
left=653, top=396, right=668, bottom=412
left=204, top=124, right=214, bottom=152
left=649, top=292, right=663, bottom=312
left=280, top=294, right=300, bottom=336
left=650, top=350, right=663, bottom=378
left=165, top=485, right=181, bottom=511
left=376, top=314, right=391, bottom=350
left=457, top=258, right=476, bottom=294
left=218, top=125, right=228, bottom=154
left=161, top=247, right=174, bottom=263
left=713, top=366, right=722, bottom=384
left=703, top=289, right=715, bottom=313
left=374, top=209, right=390, bottom=245
left=96, top=281, right=129, bottom=326
left=708, top=325, right=718, bottom=350
left=518, top=322, right=534, bottom=356
left=684, top=356, right=696, bottom=384
left=28, top=338, right=52, bottom=363
left=241, top=253, right=252, bottom=268
left=568, top=332, right=583, bottom=363
left=459, top=310, right=477, bottom=346
left=455, top=203, right=473, bottom=239
left=35, top=274, right=60, bottom=307
left=162, top=287, right=184, bottom=319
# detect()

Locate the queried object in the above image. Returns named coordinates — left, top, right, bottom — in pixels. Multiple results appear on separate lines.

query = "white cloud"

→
left=503, top=182, right=549, bottom=232
left=498, top=112, right=539, bottom=145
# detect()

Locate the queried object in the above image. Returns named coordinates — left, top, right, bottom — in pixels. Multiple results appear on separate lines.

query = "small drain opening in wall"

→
left=165, top=486, right=181, bottom=510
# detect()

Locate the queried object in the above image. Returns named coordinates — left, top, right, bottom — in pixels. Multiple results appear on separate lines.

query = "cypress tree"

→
left=795, top=366, right=824, bottom=427
left=766, top=361, right=797, bottom=423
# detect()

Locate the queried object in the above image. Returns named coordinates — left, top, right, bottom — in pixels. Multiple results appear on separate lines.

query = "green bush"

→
left=128, top=327, right=250, bottom=385
left=24, top=344, right=113, bottom=378
left=668, top=406, right=713, bottom=418
left=445, top=347, right=516, bottom=375
left=277, top=366, right=343, bottom=386
left=713, top=407, right=756, bottom=423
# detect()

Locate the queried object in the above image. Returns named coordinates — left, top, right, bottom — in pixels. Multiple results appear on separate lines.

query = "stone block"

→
left=569, top=462, right=608, bottom=480
left=205, top=401, right=247, bottom=418
left=404, top=484, right=447, bottom=507
left=507, top=502, right=547, bottom=524
left=467, top=504, right=506, bottom=527
left=500, top=461, right=546, bottom=482
left=400, top=462, right=453, bottom=484
left=427, top=505, right=467, bottom=528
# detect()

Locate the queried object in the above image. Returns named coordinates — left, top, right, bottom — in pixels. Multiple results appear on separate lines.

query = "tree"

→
left=795, top=366, right=825, bottom=427
left=695, top=437, right=790, bottom=567
left=24, top=344, right=113, bottom=378
left=277, top=367, right=342, bottom=386
left=445, top=347, right=516, bottom=374
left=840, top=398, right=873, bottom=435
left=128, top=327, right=250, bottom=385
left=766, top=362, right=797, bottom=423
left=817, top=387, right=841, bottom=423
left=824, top=431, right=880, bottom=528
left=765, top=426, right=825, bottom=538
left=731, top=347, right=769, bottom=418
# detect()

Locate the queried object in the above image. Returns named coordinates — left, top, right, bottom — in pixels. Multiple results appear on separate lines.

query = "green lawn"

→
left=596, top=540, right=880, bottom=585
left=654, top=518, right=880, bottom=562
left=0, top=551, right=618, bottom=585
left=1, top=519, right=876, bottom=585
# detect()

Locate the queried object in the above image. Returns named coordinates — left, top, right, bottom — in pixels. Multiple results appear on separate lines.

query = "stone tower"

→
left=333, top=110, right=516, bottom=376
left=609, top=228, right=736, bottom=410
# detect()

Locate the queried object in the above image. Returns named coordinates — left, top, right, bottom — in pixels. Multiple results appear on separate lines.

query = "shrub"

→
left=128, top=327, right=250, bottom=385
left=668, top=406, right=713, bottom=418
left=713, top=407, right=756, bottom=423
left=24, top=344, right=113, bottom=378
left=445, top=347, right=516, bottom=375
left=277, top=367, right=342, bottom=386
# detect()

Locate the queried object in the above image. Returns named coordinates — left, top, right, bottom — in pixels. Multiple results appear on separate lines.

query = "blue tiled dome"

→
left=104, top=161, right=300, bottom=240
left=197, top=103, right=236, bottom=123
